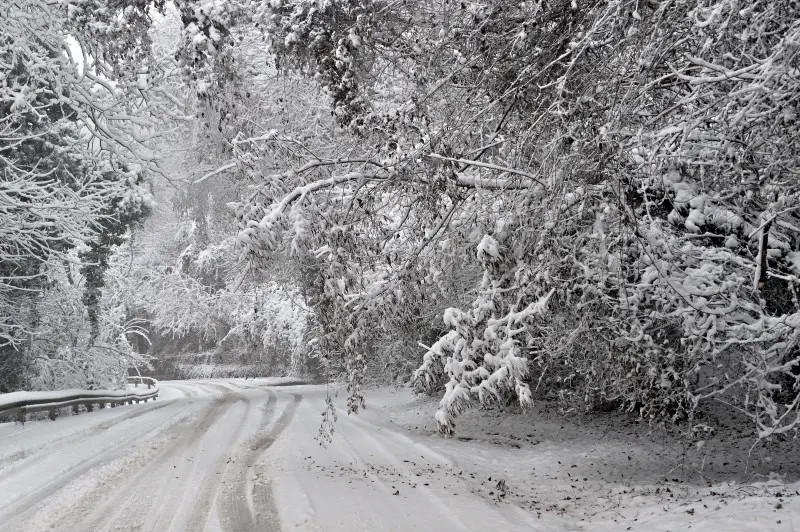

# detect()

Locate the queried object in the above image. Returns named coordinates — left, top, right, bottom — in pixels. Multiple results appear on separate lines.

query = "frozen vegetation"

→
left=1, top=0, right=799, bottom=529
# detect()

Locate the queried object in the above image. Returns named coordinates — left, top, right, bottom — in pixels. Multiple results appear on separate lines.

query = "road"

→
left=0, top=380, right=540, bottom=532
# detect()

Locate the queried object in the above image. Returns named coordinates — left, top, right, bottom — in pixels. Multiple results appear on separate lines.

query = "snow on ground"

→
left=0, top=388, right=167, bottom=478
left=0, top=379, right=797, bottom=531
left=265, top=384, right=800, bottom=531
left=0, top=379, right=297, bottom=531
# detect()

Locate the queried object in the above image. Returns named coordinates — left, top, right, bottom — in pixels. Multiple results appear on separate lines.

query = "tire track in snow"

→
left=0, top=398, right=191, bottom=528
left=139, top=391, right=252, bottom=532
left=185, top=385, right=286, bottom=532
left=279, top=399, right=415, bottom=531
left=0, top=399, right=177, bottom=477
left=0, top=383, right=301, bottom=532
left=215, top=389, right=278, bottom=532
left=165, top=381, right=230, bottom=398
left=222, top=381, right=253, bottom=391
left=343, top=413, right=541, bottom=530
left=337, top=419, right=472, bottom=531
left=181, top=391, right=256, bottom=532
left=72, top=393, right=235, bottom=531
left=301, top=400, right=472, bottom=532
left=159, top=381, right=201, bottom=398
left=197, top=382, right=237, bottom=395
left=221, top=391, right=301, bottom=532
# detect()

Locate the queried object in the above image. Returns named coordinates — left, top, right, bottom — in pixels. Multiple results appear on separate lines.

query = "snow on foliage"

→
left=230, top=0, right=800, bottom=437
left=0, top=0, right=159, bottom=392
left=12, top=0, right=799, bottom=442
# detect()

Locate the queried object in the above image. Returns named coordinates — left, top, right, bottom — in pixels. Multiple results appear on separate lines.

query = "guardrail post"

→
left=48, top=409, right=57, bottom=421
left=16, top=410, right=25, bottom=424
left=72, top=405, right=79, bottom=415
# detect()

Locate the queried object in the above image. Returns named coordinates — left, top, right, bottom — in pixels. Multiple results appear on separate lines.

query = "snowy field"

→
left=0, top=380, right=797, bottom=531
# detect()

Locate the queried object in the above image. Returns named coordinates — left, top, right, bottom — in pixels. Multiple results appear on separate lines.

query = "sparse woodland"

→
left=2, top=0, right=799, bottom=445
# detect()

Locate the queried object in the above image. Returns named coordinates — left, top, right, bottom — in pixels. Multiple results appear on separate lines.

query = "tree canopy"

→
left=2, top=0, right=799, bottom=441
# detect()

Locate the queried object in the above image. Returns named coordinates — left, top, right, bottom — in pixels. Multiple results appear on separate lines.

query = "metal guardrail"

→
left=0, top=377, right=159, bottom=423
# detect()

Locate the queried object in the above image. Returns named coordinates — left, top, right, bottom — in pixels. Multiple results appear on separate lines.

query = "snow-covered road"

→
left=0, top=380, right=279, bottom=531
left=0, top=380, right=541, bottom=532
left=3, top=380, right=797, bottom=532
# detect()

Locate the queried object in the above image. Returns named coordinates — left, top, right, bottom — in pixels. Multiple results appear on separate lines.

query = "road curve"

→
left=0, top=380, right=299, bottom=532
left=0, top=380, right=541, bottom=532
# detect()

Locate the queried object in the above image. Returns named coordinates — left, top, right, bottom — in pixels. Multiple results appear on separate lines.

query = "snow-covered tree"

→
left=16, top=0, right=797, bottom=442
left=229, top=0, right=800, bottom=438
left=0, top=0, right=164, bottom=391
